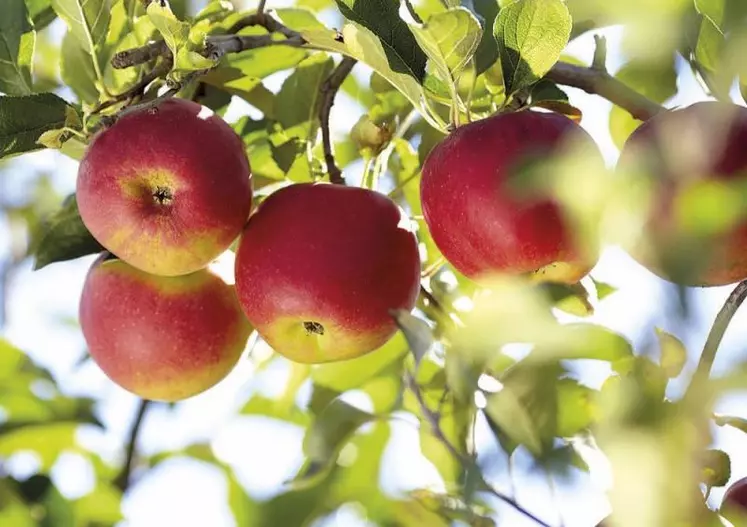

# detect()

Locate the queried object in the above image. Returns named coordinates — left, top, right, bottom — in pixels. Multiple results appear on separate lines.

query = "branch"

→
left=546, top=62, right=665, bottom=122
left=112, top=40, right=169, bottom=69
left=687, top=280, right=747, bottom=395
left=405, top=371, right=552, bottom=527
left=92, top=57, right=173, bottom=114
left=114, top=399, right=151, bottom=491
left=319, top=57, right=357, bottom=185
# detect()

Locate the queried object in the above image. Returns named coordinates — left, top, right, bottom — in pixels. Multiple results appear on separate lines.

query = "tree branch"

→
left=92, top=57, right=173, bottom=114
left=112, top=40, right=170, bottom=69
left=405, top=371, right=552, bottom=527
left=114, top=399, right=151, bottom=491
left=546, top=62, right=665, bottom=122
left=319, top=57, right=357, bottom=185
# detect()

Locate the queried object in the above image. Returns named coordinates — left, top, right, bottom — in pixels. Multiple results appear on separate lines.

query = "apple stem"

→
left=687, top=279, right=747, bottom=397
left=114, top=399, right=151, bottom=491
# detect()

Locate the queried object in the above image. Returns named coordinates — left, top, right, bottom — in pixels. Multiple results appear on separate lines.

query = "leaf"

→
left=60, top=32, right=98, bottom=105
left=404, top=7, right=482, bottom=91
left=32, top=194, right=104, bottom=270
left=51, top=0, right=110, bottom=56
left=72, top=484, right=123, bottom=525
left=0, top=0, right=35, bottom=96
left=493, top=0, right=572, bottom=96
left=335, top=0, right=427, bottom=82
left=541, top=282, right=594, bottom=317
left=470, top=0, right=501, bottom=74
left=292, top=398, right=374, bottom=487
left=390, top=309, right=434, bottom=368
left=419, top=397, right=472, bottom=485
left=655, top=328, right=687, bottom=378
left=701, top=449, right=730, bottom=487
left=0, top=93, right=74, bottom=159
left=275, top=53, right=334, bottom=139
left=0, top=481, right=35, bottom=527
left=556, top=379, right=596, bottom=437
left=240, top=394, right=310, bottom=426
left=26, top=0, right=57, bottom=29
left=0, top=422, right=80, bottom=471
left=146, top=0, right=215, bottom=79
left=592, top=278, right=617, bottom=300
left=484, top=362, right=561, bottom=457
left=311, top=332, right=409, bottom=392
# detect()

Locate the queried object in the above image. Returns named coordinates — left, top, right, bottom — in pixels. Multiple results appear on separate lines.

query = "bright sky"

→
left=2, top=3, right=747, bottom=527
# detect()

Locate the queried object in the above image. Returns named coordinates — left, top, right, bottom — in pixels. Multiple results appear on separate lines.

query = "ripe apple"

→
left=233, top=183, right=421, bottom=364
left=617, top=101, right=747, bottom=286
left=79, top=253, right=252, bottom=401
left=721, top=476, right=747, bottom=523
left=76, top=98, right=253, bottom=277
left=419, top=109, right=602, bottom=285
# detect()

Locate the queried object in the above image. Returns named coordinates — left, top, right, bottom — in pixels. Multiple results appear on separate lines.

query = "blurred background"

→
left=3, top=0, right=747, bottom=526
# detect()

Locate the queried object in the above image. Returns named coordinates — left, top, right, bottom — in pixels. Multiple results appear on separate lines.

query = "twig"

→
left=92, top=57, right=173, bottom=114
left=686, top=280, right=747, bottom=396
left=256, top=0, right=267, bottom=15
left=114, top=399, right=151, bottom=491
left=112, top=40, right=169, bottom=69
left=546, top=62, right=665, bottom=122
left=319, top=57, right=357, bottom=184
left=405, top=371, right=552, bottom=527
left=591, top=35, right=607, bottom=71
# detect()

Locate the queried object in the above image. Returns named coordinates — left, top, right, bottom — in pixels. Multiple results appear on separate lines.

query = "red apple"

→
left=76, top=98, right=253, bottom=277
left=419, top=109, right=602, bottom=285
left=233, top=183, right=421, bottom=364
left=617, top=101, right=747, bottom=286
left=721, top=476, right=747, bottom=523
left=79, top=254, right=252, bottom=401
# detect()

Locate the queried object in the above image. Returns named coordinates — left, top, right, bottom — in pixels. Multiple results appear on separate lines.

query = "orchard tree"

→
left=3, top=0, right=747, bottom=526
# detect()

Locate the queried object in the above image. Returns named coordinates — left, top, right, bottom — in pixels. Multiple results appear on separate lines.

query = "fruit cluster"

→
left=76, top=97, right=747, bottom=403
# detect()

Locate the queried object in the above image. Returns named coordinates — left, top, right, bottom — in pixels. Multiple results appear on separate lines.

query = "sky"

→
left=2, top=2, right=747, bottom=526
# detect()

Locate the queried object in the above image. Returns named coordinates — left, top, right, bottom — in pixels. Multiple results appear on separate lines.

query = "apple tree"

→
left=3, top=0, right=747, bottom=525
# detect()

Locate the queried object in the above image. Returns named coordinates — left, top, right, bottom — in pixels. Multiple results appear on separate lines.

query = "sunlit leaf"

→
left=655, top=328, right=687, bottom=378
left=556, top=379, right=596, bottom=437
left=50, top=0, right=110, bottom=82
left=702, top=449, right=730, bottom=487
left=276, top=53, right=334, bottom=139
left=0, top=422, right=80, bottom=471
left=391, top=310, right=434, bottom=368
left=72, top=483, right=123, bottom=525
left=0, top=93, right=75, bottom=159
left=493, top=0, right=572, bottom=95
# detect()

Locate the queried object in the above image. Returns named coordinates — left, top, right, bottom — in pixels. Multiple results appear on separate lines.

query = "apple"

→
left=233, top=183, right=421, bottom=364
left=79, top=253, right=252, bottom=401
left=617, top=101, right=747, bottom=286
left=419, top=109, right=602, bottom=285
left=76, top=97, right=253, bottom=277
left=721, top=476, right=747, bottom=523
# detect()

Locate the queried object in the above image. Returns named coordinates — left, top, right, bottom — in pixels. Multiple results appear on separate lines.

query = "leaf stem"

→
left=687, top=280, right=747, bottom=396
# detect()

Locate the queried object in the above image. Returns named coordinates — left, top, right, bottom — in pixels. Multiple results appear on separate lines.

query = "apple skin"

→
left=419, top=110, right=601, bottom=285
left=79, top=254, right=252, bottom=401
left=617, top=101, right=747, bottom=286
left=721, top=476, right=747, bottom=522
left=76, top=98, right=253, bottom=277
left=233, top=183, right=421, bottom=364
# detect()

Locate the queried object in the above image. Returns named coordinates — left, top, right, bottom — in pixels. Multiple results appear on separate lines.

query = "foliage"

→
left=2, top=0, right=747, bottom=526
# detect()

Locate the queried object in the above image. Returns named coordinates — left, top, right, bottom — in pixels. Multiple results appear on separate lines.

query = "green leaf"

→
left=0, top=0, right=36, bottom=96
left=146, top=0, right=215, bottom=80
left=694, top=0, right=747, bottom=33
left=0, top=93, right=73, bottom=159
left=276, top=53, right=334, bottom=139
left=311, top=332, right=409, bottom=392
left=240, top=394, right=310, bottom=426
left=26, top=0, right=57, bottom=29
left=493, top=0, right=572, bottom=96
left=695, top=16, right=725, bottom=77
left=0, top=481, right=34, bottom=527
left=701, top=449, right=730, bottom=488
left=655, top=328, right=687, bottom=378
left=72, top=484, right=123, bottom=525
left=592, top=278, right=617, bottom=300
left=470, top=0, right=501, bottom=74
left=541, top=282, right=593, bottom=317
left=31, top=194, right=104, bottom=270
left=51, top=0, right=110, bottom=56
left=335, top=0, right=427, bottom=82
left=484, top=362, right=561, bottom=457
left=404, top=7, right=482, bottom=91
left=0, top=422, right=80, bottom=471
left=556, top=379, right=596, bottom=437
left=0, top=340, right=25, bottom=379
left=292, top=398, right=374, bottom=487
left=60, top=30, right=99, bottom=105
left=608, top=58, right=677, bottom=149
left=391, top=310, right=434, bottom=367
